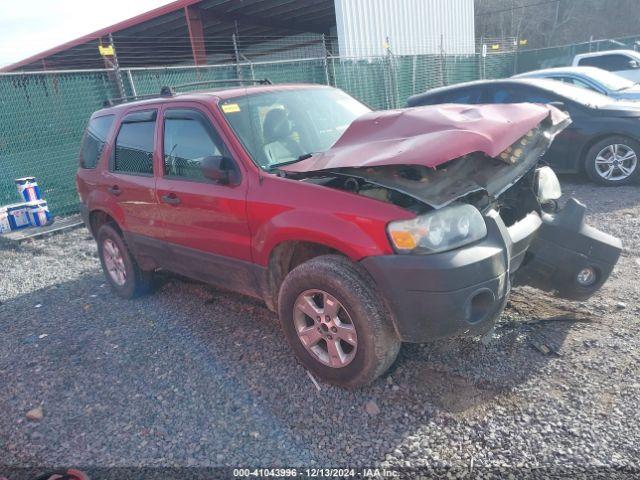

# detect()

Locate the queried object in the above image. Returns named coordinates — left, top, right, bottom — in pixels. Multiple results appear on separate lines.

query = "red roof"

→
left=1, top=0, right=336, bottom=72
left=2, top=0, right=201, bottom=72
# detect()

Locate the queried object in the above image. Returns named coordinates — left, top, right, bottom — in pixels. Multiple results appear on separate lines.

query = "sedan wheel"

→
left=585, top=136, right=640, bottom=186
left=594, top=143, right=637, bottom=182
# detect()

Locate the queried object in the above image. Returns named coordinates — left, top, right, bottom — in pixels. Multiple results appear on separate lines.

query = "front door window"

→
left=163, top=109, right=229, bottom=181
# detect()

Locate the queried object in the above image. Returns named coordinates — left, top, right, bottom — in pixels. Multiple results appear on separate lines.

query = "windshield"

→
left=585, top=69, right=636, bottom=91
left=219, top=87, right=371, bottom=169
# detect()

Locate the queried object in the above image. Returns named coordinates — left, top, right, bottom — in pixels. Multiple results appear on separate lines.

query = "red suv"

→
left=76, top=82, right=621, bottom=387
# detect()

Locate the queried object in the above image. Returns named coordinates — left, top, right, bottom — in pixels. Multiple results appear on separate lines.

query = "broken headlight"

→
left=535, top=166, right=562, bottom=202
left=387, top=204, right=487, bottom=254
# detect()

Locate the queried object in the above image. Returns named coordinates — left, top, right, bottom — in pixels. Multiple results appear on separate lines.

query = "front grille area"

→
left=496, top=170, right=540, bottom=227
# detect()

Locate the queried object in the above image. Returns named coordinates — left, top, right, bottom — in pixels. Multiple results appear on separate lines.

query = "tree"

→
left=476, top=0, right=640, bottom=48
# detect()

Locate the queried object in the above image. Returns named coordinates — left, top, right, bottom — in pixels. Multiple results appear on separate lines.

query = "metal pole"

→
left=384, top=36, right=395, bottom=109
left=126, top=69, right=137, bottom=97
left=480, top=36, right=486, bottom=80
left=322, top=34, right=331, bottom=85
left=240, top=53, right=256, bottom=81
left=411, top=54, right=417, bottom=95
left=108, top=34, right=126, bottom=98
left=439, top=34, right=445, bottom=87
left=232, top=34, right=242, bottom=79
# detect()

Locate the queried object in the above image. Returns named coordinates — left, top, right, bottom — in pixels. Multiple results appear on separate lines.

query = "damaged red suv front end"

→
left=277, top=101, right=621, bottom=342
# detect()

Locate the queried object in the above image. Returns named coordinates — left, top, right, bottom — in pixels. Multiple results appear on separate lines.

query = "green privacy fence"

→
left=0, top=71, right=121, bottom=216
left=0, top=51, right=516, bottom=217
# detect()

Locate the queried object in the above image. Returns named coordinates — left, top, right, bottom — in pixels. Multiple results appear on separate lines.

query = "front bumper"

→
left=361, top=199, right=621, bottom=343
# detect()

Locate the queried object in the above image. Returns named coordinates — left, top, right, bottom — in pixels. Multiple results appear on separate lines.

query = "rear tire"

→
left=585, top=136, right=640, bottom=186
left=278, top=255, right=400, bottom=388
left=97, top=223, right=154, bottom=299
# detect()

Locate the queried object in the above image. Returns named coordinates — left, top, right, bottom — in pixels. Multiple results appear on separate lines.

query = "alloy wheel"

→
left=595, top=143, right=637, bottom=181
left=103, top=238, right=127, bottom=286
left=293, top=289, right=358, bottom=368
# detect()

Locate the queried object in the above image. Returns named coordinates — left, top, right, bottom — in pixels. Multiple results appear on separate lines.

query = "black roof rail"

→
left=102, top=87, right=174, bottom=108
left=161, top=78, right=273, bottom=95
left=102, top=78, right=271, bottom=107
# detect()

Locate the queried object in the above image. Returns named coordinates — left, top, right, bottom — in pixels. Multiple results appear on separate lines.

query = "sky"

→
left=0, top=0, right=175, bottom=67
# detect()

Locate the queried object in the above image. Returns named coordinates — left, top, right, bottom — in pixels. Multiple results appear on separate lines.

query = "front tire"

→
left=97, top=223, right=154, bottom=299
left=585, top=136, right=640, bottom=186
left=278, top=255, right=400, bottom=388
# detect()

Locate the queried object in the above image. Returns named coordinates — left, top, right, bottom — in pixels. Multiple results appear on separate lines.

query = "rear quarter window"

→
left=80, top=115, right=115, bottom=169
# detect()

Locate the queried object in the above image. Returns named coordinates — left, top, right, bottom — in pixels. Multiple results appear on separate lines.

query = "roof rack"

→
left=102, top=88, right=173, bottom=108
left=102, top=78, right=272, bottom=107
left=164, top=78, right=273, bottom=95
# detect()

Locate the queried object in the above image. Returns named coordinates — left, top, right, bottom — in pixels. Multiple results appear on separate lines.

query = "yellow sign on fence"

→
left=98, top=44, right=114, bottom=56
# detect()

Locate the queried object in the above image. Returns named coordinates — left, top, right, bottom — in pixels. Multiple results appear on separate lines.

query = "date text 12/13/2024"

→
left=232, top=468, right=399, bottom=478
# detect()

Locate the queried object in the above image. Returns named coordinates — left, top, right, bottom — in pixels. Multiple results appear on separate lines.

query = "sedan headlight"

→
left=535, top=166, right=562, bottom=202
left=387, top=204, right=487, bottom=254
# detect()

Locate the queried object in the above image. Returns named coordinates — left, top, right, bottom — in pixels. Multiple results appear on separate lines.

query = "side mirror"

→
left=629, top=60, right=640, bottom=69
left=201, top=155, right=238, bottom=185
left=549, top=101, right=567, bottom=112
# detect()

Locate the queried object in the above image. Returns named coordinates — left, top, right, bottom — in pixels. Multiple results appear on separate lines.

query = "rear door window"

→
left=80, top=115, right=114, bottom=169
left=440, top=87, right=483, bottom=104
left=489, top=87, right=520, bottom=103
left=112, top=110, right=157, bottom=175
left=489, top=86, right=556, bottom=104
left=563, top=77, right=598, bottom=92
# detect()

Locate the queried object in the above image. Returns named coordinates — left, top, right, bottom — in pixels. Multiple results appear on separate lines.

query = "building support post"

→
left=108, top=34, right=126, bottom=99
left=185, top=4, right=207, bottom=67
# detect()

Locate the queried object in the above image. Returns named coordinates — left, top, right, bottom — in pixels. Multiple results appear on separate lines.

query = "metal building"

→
left=335, top=0, right=475, bottom=57
left=1, top=0, right=475, bottom=72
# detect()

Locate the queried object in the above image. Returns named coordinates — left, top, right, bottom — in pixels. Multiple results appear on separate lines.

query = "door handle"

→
left=161, top=193, right=181, bottom=206
left=107, top=185, right=122, bottom=196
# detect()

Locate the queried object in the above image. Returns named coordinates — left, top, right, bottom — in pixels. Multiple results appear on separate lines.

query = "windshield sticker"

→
left=222, top=103, right=241, bottom=113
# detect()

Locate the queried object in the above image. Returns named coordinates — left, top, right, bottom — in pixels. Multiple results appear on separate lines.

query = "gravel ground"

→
left=0, top=179, right=639, bottom=478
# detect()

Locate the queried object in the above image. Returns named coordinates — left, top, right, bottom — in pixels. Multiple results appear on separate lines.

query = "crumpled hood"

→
left=282, top=103, right=569, bottom=173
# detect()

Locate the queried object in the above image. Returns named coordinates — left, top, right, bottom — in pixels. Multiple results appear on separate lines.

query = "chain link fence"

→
left=0, top=71, right=121, bottom=215
left=0, top=37, right=517, bottom=217
left=515, top=33, right=640, bottom=73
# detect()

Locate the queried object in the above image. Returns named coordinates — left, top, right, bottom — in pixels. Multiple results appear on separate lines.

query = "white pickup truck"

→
left=573, top=50, right=640, bottom=82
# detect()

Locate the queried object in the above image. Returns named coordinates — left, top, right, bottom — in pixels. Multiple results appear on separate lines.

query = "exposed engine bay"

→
left=283, top=110, right=569, bottom=227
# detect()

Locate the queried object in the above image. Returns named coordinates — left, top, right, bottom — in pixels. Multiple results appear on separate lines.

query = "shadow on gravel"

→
left=0, top=272, right=599, bottom=467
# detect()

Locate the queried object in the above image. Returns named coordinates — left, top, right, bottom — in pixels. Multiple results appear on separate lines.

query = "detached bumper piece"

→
left=514, top=198, right=622, bottom=301
left=361, top=199, right=621, bottom=343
